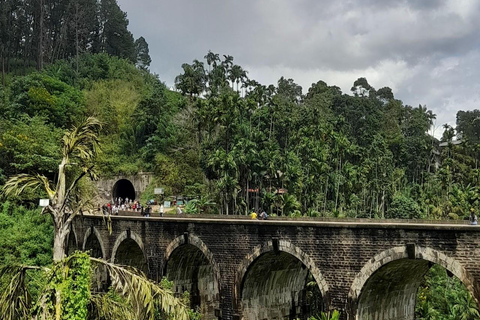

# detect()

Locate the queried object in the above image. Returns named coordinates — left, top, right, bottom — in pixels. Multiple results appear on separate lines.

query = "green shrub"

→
left=386, top=193, right=422, bottom=219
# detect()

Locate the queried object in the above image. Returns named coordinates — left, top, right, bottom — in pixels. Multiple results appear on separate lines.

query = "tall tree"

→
left=457, top=109, right=480, bottom=143
left=175, top=60, right=206, bottom=98
left=35, top=0, right=45, bottom=70
left=99, top=0, right=135, bottom=62
left=2, top=117, right=101, bottom=261
left=134, top=36, right=151, bottom=70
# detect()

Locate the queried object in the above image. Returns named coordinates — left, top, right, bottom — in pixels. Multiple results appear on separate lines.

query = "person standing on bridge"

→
left=159, top=204, right=164, bottom=217
left=470, top=208, right=478, bottom=225
left=259, top=210, right=268, bottom=220
left=145, top=205, right=151, bottom=217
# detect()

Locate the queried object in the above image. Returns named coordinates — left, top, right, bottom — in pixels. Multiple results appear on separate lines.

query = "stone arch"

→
left=236, top=240, right=329, bottom=320
left=111, top=230, right=147, bottom=273
left=164, top=234, right=220, bottom=319
left=347, top=245, right=479, bottom=320
left=82, top=226, right=106, bottom=259
left=83, top=227, right=107, bottom=289
left=65, top=228, right=79, bottom=256
left=112, top=179, right=136, bottom=201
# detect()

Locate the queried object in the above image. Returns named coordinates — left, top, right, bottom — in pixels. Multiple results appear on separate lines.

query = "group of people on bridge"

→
left=101, top=196, right=170, bottom=218
left=101, top=197, right=153, bottom=216
left=251, top=209, right=268, bottom=220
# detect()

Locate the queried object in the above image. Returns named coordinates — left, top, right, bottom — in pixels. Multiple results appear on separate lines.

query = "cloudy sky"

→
left=117, top=0, right=480, bottom=136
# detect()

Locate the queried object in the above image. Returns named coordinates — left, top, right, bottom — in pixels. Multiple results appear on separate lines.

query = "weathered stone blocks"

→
left=75, top=217, right=480, bottom=320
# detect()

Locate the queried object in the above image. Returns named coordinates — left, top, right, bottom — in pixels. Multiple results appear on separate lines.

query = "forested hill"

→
left=1, top=1, right=480, bottom=221
left=0, top=0, right=151, bottom=76
left=171, top=54, right=480, bottom=220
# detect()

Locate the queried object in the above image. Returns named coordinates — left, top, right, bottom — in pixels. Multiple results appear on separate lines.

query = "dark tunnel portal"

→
left=112, top=179, right=135, bottom=201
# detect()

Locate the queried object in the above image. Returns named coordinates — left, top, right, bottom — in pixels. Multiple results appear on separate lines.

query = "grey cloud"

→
left=118, top=0, right=480, bottom=127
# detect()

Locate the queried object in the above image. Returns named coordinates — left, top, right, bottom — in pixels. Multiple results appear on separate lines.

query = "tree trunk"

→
left=1, top=54, right=4, bottom=87
left=246, top=178, right=249, bottom=215
left=323, top=175, right=329, bottom=213
left=37, top=0, right=45, bottom=71
left=52, top=159, right=68, bottom=261
left=53, top=222, right=69, bottom=261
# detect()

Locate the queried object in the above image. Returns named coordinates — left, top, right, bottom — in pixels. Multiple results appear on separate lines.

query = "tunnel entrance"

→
left=355, top=259, right=479, bottom=320
left=112, top=179, right=135, bottom=201
left=165, top=244, right=219, bottom=318
left=241, top=251, right=323, bottom=320
left=114, top=238, right=147, bottom=273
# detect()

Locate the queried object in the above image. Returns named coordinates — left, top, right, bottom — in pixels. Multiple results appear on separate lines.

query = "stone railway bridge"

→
left=70, top=215, right=480, bottom=320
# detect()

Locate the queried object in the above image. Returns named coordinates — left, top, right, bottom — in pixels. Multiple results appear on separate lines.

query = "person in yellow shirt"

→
left=251, top=212, right=257, bottom=219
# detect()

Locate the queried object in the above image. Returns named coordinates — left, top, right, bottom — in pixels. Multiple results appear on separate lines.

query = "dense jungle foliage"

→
left=2, top=1, right=480, bottom=218
left=172, top=53, right=480, bottom=219
left=3, top=50, right=479, bottom=220
left=1, top=0, right=480, bottom=318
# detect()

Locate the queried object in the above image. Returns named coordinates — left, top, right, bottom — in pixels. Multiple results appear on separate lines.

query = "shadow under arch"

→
left=347, top=246, right=480, bottom=320
left=235, top=240, right=330, bottom=320
left=112, top=179, right=135, bottom=201
left=83, top=226, right=108, bottom=290
left=111, top=230, right=148, bottom=273
left=65, top=227, right=79, bottom=256
left=164, top=234, right=221, bottom=319
left=82, top=226, right=106, bottom=259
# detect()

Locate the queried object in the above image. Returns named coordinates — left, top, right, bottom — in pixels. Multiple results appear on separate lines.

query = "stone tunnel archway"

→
left=236, top=240, right=329, bottom=320
left=347, top=246, right=480, bottom=320
left=111, top=230, right=148, bottom=273
left=112, top=179, right=136, bottom=201
left=164, top=234, right=220, bottom=319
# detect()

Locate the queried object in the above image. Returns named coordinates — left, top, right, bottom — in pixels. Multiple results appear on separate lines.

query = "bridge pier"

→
left=73, top=216, right=480, bottom=320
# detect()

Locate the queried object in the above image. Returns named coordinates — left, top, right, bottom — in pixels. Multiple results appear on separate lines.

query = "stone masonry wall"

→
left=95, top=172, right=154, bottom=201
left=73, top=216, right=480, bottom=320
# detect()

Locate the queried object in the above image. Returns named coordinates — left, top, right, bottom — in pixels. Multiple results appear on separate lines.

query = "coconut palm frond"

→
left=31, top=286, right=56, bottom=320
left=91, top=258, right=190, bottom=320
left=2, top=173, right=55, bottom=200
left=62, top=117, right=102, bottom=161
left=89, top=292, right=136, bottom=320
left=0, top=265, right=42, bottom=320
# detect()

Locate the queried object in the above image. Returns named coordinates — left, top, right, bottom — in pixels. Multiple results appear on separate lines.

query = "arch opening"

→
left=349, top=247, right=479, bottom=320
left=355, top=258, right=430, bottom=320
left=84, top=231, right=107, bottom=290
left=241, top=251, right=323, bottom=320
left=416, top=264, right=480, bottom=319
left=65, top=231, right=77, bottom=256
left=112, top=179, right=135, bottom=201
left=84, top=233, right=103, bottom=258
left=165, top=244, right=219, bottom=318
left=114, top=238, right=147, bottom=273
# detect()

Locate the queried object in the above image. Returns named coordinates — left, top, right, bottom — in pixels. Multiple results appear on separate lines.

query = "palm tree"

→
left=2, top=116, right=101, bottom=262
left=0, top=119, right=192, bottom=319
left=222, top=54, right=233, bottom=70
left=204, top=50, right=220, bottom=71
left=0, top=252, right=190, bottom=320
left=228, top=65, right=248, bottom=92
